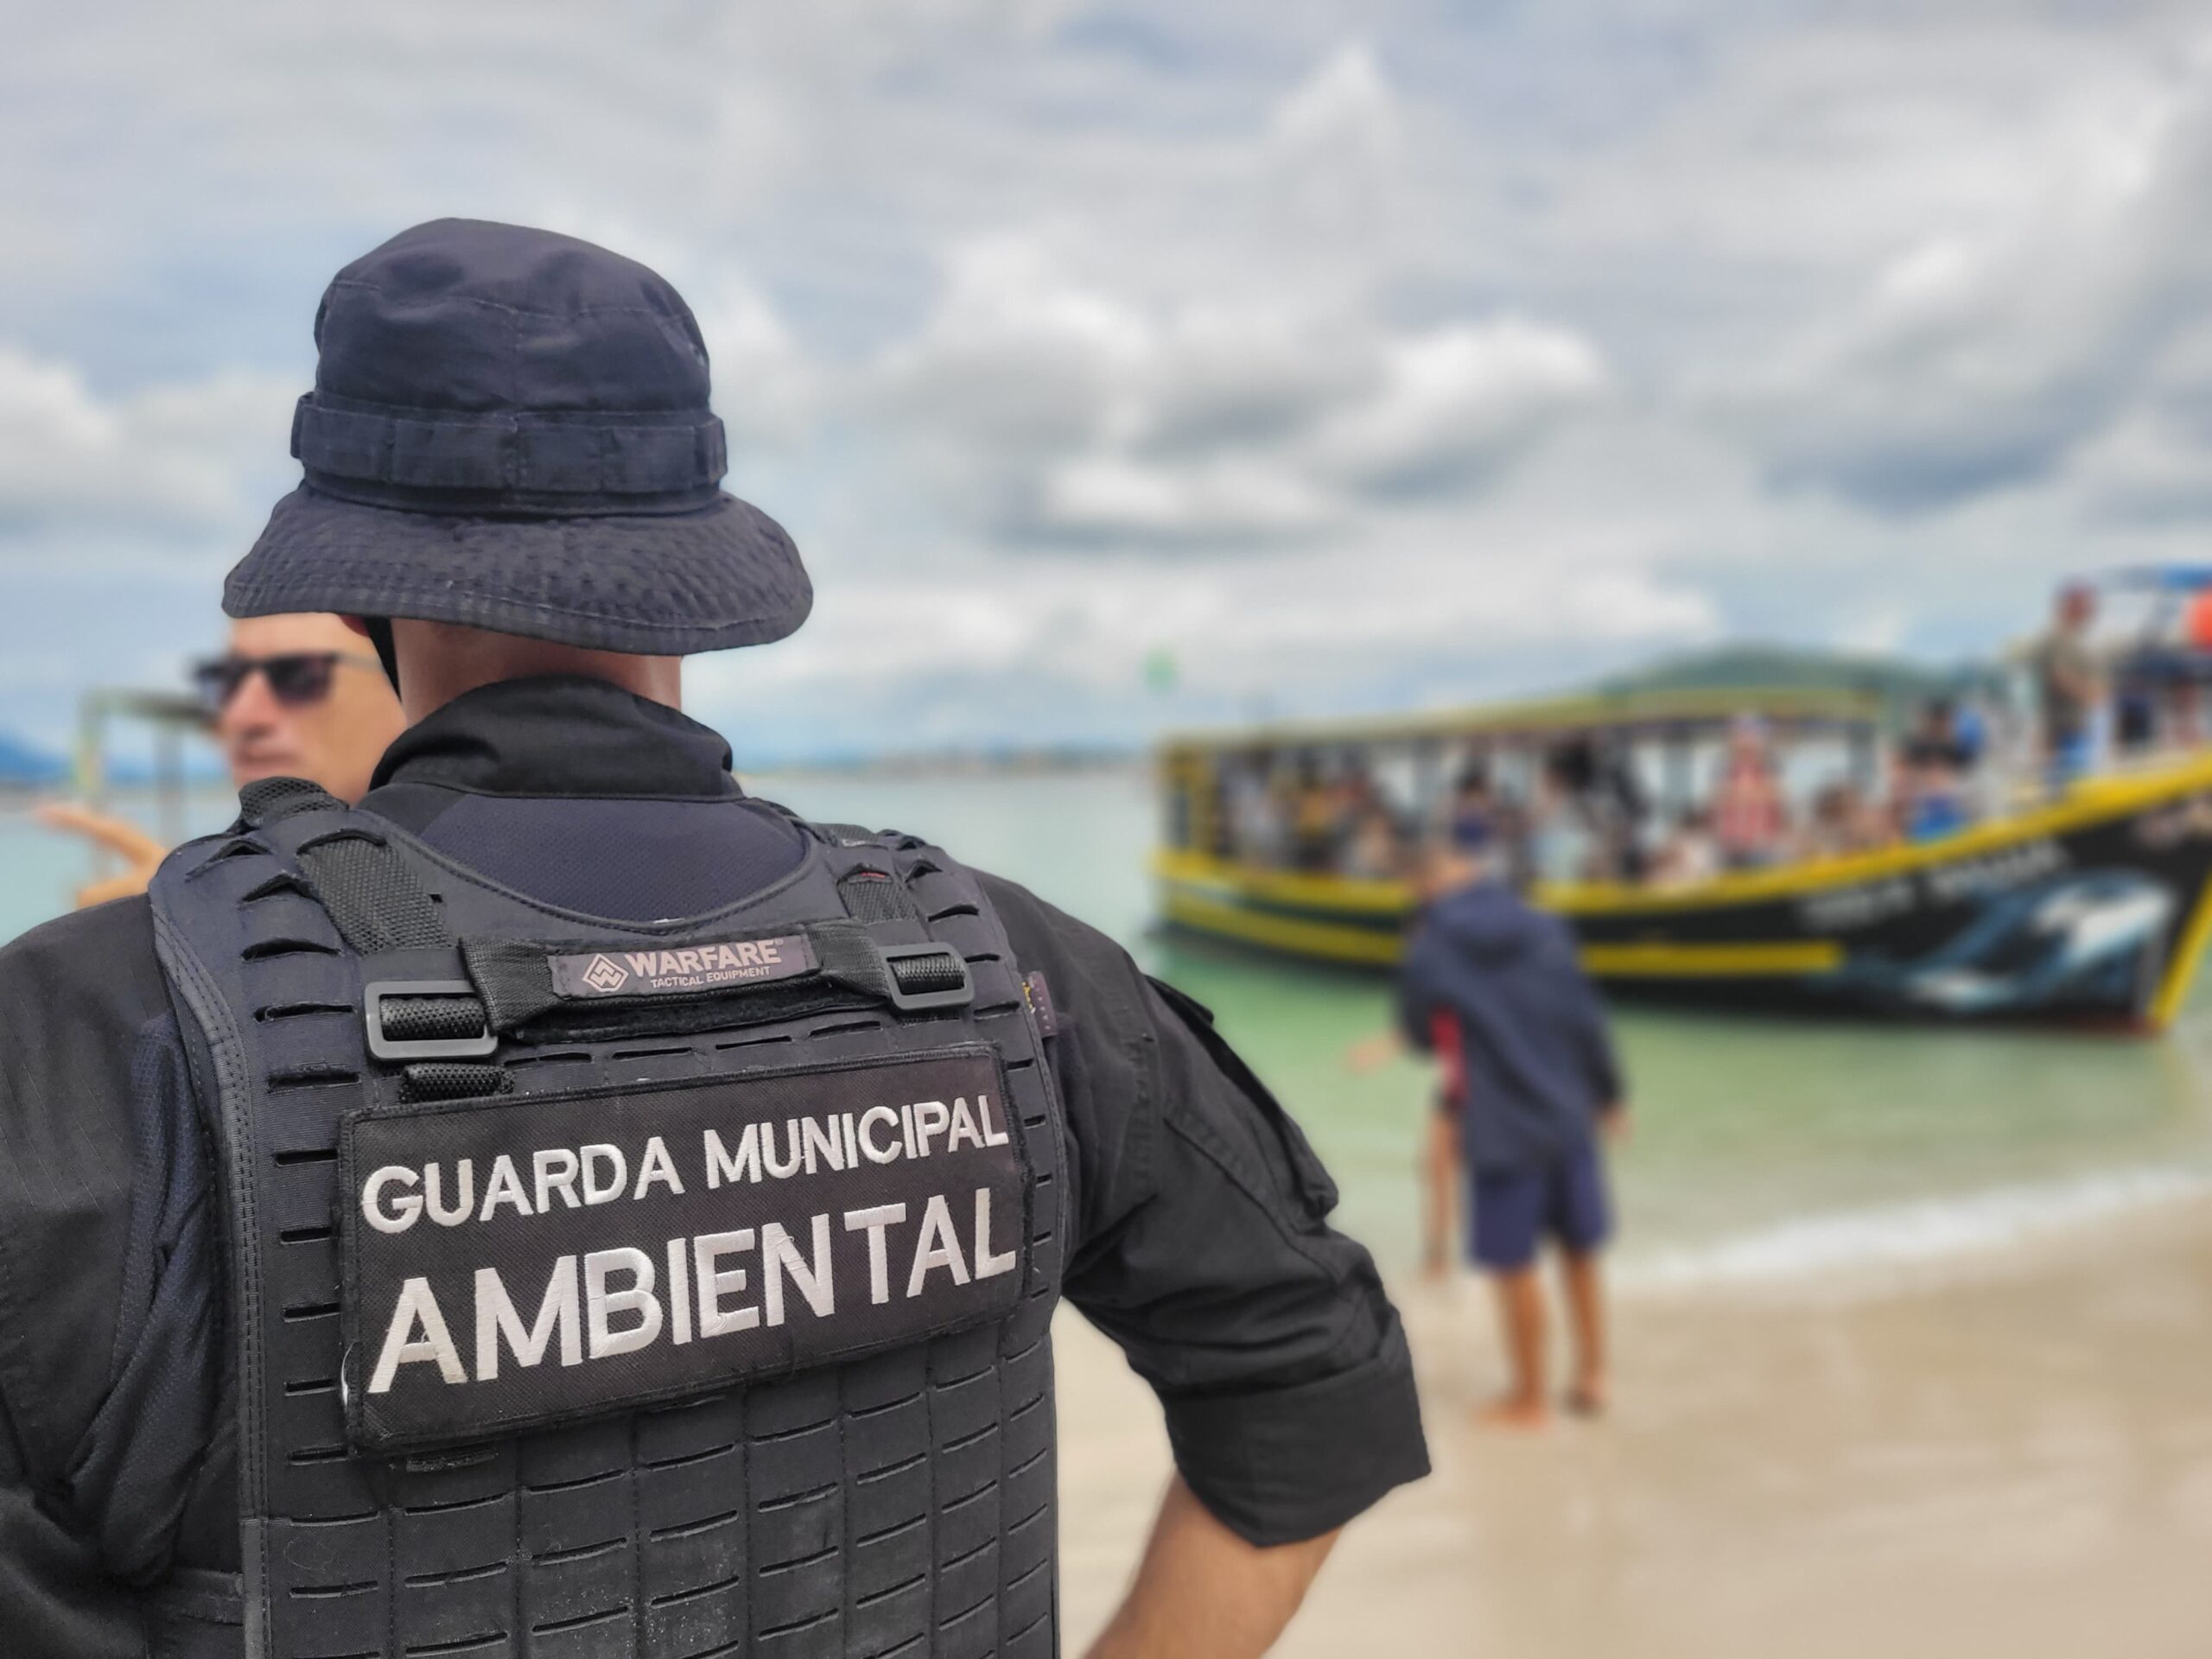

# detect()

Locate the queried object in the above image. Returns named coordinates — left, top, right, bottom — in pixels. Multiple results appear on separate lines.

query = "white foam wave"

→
left=1618, top=1166, right=2212, bottom=1294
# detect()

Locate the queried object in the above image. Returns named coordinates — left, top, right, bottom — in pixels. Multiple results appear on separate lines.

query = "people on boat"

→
left=1345, top=800, right=1405, bottom=878
left=2032, top=582, right=2104, bottom=786
left=1447, top=764, right=1495, bottom=841
left=1649, top=805, right=1720, bottom=885
left=1223, top=753, right=1288, bottom=866
left=1353, top=814, right=1627, bottom=1427
left=1897, top=698, right=1975, bottom=842
left=1288, top=757, right=1346, bottom=871
left=35, top=611, right=405, bottom=906
left=1712, top=715, right=1788, bottom=868
left=1194, top=578, right=2192, bottom=888
left=1529, top=752, right=1601, bottom=885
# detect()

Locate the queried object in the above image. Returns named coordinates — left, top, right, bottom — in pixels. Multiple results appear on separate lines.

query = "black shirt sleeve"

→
left=0, top=897, right=177, bottom=1656
left=979, top=875, right=1429, bottom=1547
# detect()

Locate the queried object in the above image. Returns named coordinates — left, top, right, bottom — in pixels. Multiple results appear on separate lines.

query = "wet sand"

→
left=1056, top=1200, right=2212, bottom=1656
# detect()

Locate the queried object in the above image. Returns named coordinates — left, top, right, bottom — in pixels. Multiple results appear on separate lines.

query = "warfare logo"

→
left=580, top=954, right=631, bottom=994
left=548, top=935, right=817, bottom=1001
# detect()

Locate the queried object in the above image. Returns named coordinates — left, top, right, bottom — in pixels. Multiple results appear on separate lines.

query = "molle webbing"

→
left=149, top=791, right=1067, bottom=1658
left=238, top=779, right=448, bottom=953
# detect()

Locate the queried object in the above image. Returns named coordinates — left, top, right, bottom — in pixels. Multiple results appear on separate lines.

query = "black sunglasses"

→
left=192, top=652, right=381, bottom=715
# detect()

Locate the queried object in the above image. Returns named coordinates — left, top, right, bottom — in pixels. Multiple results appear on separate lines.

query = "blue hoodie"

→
left=1397, top=880, right=1622, bottom=1172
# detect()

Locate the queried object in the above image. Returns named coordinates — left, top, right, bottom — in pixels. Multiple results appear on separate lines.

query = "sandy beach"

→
left=1057, top=1198, right=2212, bottom=1657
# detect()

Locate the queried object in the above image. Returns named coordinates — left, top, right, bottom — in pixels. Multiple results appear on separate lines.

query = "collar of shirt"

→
left=365, top=675, right=741, bottom=801
left=356, top=676, right=804, bottom=919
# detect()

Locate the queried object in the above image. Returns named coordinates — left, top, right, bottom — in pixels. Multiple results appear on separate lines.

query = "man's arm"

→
left=0, top=899, right=186, bottom=1656
left=1347, top=934, right=1439, bottom=1071
left=0, top=1407, right=144, bottom=1659
left=1086, top=1475, right=1338, bottom=1659
left=979, top=873, right=1428, bottom=1595
left=32, top=804, right=168, bottom=907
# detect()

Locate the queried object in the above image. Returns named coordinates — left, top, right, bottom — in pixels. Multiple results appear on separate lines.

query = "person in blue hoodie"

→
left=1371, top=814, right=1628, bottom=1427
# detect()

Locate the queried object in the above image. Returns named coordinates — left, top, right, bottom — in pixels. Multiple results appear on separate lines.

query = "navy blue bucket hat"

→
left=225, top=219, right=810, bottom=654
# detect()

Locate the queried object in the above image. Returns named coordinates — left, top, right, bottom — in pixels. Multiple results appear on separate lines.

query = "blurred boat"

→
left=1154, top=675, right=2212, bottom=1030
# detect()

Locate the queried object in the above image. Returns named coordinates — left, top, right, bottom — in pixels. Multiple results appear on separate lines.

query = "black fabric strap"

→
left=887, top=950, right=965, bottom=998
left=243, top=788, right=509, bottom=1071
left=491, top=984, right=880, bottom=1046
left=294, top=830, right=450, bottom=953
left=811, top=921, right=897, bottom=1001
left=377, top=994, right=487, bottom=1043
left=399, top=1062, right=514, bottom=1103
left=144, top=1569, right=245, bottom=1656
left=232, top=779, right=453, bottom=955
left=836, top=865, right=920, bottom=925
left=293, top=395, right=728, bottom=498
left=461, top=918, right=901, bottom=1039
left=458, top=938, right=572, bottom=1032
left=236, top=777, right=341, bottom=827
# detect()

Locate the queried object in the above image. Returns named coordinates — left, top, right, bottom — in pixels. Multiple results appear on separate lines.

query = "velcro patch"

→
left=547, top=933, right=817, bottom=998
left=339, top=1047, right=1027, bottom=1451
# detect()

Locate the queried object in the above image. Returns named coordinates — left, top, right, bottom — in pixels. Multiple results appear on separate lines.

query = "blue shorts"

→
left=1470, top=1143, right=1611, bottom=1271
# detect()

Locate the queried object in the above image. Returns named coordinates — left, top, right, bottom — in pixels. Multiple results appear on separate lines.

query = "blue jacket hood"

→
left=1427, top=880, right=1554, bottom=963
left=1400, top=878, right=1622, bottom=1170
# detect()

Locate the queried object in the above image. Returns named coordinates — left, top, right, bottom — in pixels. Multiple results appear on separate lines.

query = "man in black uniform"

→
left=0, top=220, right=1427, bottom=1658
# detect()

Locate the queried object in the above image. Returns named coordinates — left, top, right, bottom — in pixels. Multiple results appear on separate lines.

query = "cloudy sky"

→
left=6, top=1, right=2212, bottom=763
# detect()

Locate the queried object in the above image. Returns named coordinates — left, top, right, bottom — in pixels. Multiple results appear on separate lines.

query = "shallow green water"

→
left=9, top=769, right=2210, bottom=1280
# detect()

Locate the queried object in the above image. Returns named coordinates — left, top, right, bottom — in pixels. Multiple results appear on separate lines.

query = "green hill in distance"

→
left=1593, top=643, right=1999, bottom=721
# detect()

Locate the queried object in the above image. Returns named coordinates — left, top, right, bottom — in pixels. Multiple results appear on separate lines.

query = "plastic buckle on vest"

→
left=363, top=981, right=499, bottom=1061
left=879, top=943, right=974, bottom=1012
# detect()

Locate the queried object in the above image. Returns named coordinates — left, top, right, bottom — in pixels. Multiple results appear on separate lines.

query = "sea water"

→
left=6, top=768, right=2209, bottom=1286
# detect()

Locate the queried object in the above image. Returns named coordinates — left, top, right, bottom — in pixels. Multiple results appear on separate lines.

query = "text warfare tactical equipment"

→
left=146, top=779, right=1067, bottom=1657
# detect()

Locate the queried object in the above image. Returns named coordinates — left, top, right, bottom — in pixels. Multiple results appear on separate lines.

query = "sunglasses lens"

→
left=263, top=655, right=337, bottom=707
left=192, top=659, right=245, bottom=715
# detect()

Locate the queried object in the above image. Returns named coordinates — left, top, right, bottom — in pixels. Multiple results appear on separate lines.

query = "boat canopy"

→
left=2095, top=565, right=2212, bottom=593
left=1160, top=683, right=1886, bottom=759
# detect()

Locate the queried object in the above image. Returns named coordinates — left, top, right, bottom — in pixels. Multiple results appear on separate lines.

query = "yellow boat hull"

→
left=1157, top=753, right=2212, bottom=1031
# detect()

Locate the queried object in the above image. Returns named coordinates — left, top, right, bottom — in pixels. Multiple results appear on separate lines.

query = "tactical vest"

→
left=146, top=779, right=1068, bottom=1659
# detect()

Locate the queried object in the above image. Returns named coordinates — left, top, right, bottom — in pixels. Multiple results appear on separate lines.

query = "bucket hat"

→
left=224, top=219, right=810, bottom=654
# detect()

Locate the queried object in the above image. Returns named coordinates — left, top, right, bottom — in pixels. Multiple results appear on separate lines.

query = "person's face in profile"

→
left=201, top=613, right=406, bottom=804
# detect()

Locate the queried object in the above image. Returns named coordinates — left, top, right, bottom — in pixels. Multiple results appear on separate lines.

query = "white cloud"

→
left=1312, top=320, right=1609, bottom=495
left=690, top=281, right=822, bottom=448
left=0, top=346, right=295, bottom=543
left=874, top=232, right=1608, bottom=546
left=10, top=3, right=2212, bottom=753
left=1711, top=45, right=2212, bottom=514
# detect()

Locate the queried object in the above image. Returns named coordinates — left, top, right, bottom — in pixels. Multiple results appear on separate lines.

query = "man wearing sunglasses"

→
left=0, top=220, right=1425, bottom=1659
left=194, top=613, right=403, bottom=802
left=37, top=612, right=404, bottom=906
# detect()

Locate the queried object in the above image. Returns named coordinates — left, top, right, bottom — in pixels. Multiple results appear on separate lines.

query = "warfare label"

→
left=546, top=932, right=817, bottom=999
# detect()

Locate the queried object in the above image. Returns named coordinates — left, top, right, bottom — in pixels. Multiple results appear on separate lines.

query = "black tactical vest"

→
left=146, top=779, right=1068, bottom=1658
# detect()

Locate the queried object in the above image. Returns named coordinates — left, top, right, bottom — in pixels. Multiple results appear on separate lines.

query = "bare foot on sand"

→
left=1566, top=1377, right=1609, bottom=1418
left=1476, top=1395, right=1551, bottom=1431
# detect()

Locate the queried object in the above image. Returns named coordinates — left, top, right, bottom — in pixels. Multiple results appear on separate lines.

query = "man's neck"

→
left=391, top=618, right=683, bottom=724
